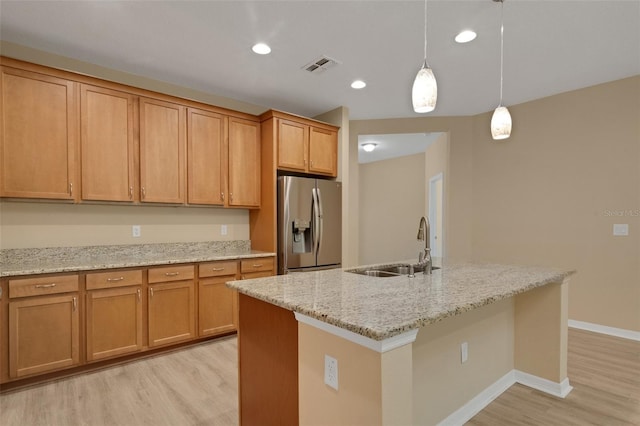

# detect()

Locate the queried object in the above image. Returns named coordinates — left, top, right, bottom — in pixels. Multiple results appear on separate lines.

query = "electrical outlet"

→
left=461, top=342, right=468, bottom=363
left=613, top=224, right=629, bottom=236
left=132, top=225, right=141, bottom=238
left=221, top=224, right=228, bottom=236
left=324, top=355, right=338, bottom=390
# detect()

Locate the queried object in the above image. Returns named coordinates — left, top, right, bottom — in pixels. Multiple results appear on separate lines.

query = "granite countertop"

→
left=227, top=260, right=575, bottom=341
left=0, top=241, right=275, bottom=277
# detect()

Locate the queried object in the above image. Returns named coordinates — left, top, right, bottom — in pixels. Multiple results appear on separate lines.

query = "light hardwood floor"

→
left=467, top=329, right=640, bottom=425
left=0, top=336, right=238, bottom=426
left=1, top=329, right=638, bottom=425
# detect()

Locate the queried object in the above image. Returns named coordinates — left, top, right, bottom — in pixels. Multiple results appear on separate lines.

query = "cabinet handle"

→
left=107, top=277, right=124, bottom=282
left=149, top=288, right=154, bottom=298
left=164, top=272, right=180, bottom=277
left=0, top=287, right=3, bottom=300
left=212, top=267, right=225, bottom=271
left=69, top=183, right=73, bottom=197
left=35, top=283, right=56, bottom=289
left=230, top=192, right=233, bottom=202
left=137, top=288, right=141, bottom=302
left=129, top=186, right=133, bottom=199
left=141, top=187, right=146, bottom=199
left=310, top=160, right=314, bottom=168
left=252, top=264, right=263, bottom=268
left=73, top=297, right=77, bottom=311
left=221, top=192, right=225, bottom=202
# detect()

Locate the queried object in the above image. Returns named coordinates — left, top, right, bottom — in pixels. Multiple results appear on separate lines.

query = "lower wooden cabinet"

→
left=241, top=258, right=275, bottom=280
left=198, top=261, right=238, bottom=337
left=148, top=267, right=196, bottom=348
left=86, top=286, right=143, bottom=361
left=1, top=258, right=274, bottom=386
left=9, top=293, right=80, bottom=378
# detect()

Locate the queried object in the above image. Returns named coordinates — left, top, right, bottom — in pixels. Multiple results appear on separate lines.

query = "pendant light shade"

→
left=491, top=0, right=511, bottom=140
left=412, top=0, right=437, bottom=113
left=412, top=61, right=438, bottom=113
left=491, top=106, right=512, bottom=140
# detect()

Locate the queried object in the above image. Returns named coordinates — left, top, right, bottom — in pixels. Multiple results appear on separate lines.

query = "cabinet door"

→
left=228, top=117, right=260, bottom=207
left=81, top=84, right=136, bottom=201
left=9, top=294, right=79, bottom=378
left=148, top=280, right=195, bottom=347
left=277, top=119, right=308, bottom=172
left=139, top=97, right=186, bottom=203
left=0, top=67, right=77, bottom=200
left=86, top=286, right=143, bottom=361
left=309, top=127, right=338, bottom=177
left=199, top=276, right=237, bottom=337
left=187, top=108, right=226, bottom=205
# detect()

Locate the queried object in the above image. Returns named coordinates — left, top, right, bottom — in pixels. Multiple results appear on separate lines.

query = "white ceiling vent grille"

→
left=302, top=55, right=340, bottom=74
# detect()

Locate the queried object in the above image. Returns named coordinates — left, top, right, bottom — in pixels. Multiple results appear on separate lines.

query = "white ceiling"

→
left=1, top=1, right=639, bottom=120
left=358, top=133, right=442, bottom=163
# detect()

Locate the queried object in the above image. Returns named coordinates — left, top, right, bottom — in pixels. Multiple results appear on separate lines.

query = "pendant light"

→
left=412, top=0, right=437, bottom=113
left=491, top=0, right=512, bottom=140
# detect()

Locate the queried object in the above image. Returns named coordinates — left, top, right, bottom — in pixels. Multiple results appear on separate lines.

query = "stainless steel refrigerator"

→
left=277, top=176, right=342, bottom=274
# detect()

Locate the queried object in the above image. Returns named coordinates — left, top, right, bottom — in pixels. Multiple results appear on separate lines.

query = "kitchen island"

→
left=228, top=261, right=575, bottom=425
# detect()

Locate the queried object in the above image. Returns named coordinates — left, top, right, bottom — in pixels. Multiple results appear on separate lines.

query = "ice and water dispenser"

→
left=292, top=219, right=312, bottom=254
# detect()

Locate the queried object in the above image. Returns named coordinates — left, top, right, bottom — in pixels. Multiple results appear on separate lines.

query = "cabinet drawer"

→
left=240, top=258, right=274, bottom=273
left=9, top=275, right=79, bottom=298
left=148, top=265, right=194, bottom=283
left=199, top=261, right=238, bottom=278
left=86, top=270, right=143, bottom=290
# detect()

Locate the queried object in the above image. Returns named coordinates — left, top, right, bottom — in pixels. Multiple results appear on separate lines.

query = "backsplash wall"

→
left=0, top=201, right=250, bottom=249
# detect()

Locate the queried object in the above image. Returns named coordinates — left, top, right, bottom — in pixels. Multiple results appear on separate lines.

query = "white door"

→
left=428, top=173, right=444, bottom=258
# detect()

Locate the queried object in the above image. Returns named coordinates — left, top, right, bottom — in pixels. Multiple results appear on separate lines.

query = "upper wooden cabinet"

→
left=187, top=108, right=226, bottom=206
left=80, top=84, right=136, bottom=202
left=139, top=97, right=186, bottom=204
left=228, top=117, right=261, bottom=208
left=0, top=66, right=78, bottom=200
left=266, top=111, right=338, bottom=177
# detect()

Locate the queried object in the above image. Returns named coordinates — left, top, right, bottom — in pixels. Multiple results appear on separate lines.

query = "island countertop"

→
left=1, top=241, right=275, bottom=277
left=227, top=261, right=575, bottom=340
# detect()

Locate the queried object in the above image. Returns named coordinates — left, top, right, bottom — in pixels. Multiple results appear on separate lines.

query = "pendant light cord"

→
left=423, top=0, right=428, bottom=64
left=499, top=0, right=504, bottom=106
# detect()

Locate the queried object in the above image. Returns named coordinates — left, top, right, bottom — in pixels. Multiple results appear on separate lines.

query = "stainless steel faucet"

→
left=417, top=216, right=432, bottom=274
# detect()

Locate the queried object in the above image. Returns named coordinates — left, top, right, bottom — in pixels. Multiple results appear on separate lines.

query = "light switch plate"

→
left=132, top=225, right=141, bottom=238
left=613, top=224, right=629, bottom=236
left=221, top=225, right=228, bottom=236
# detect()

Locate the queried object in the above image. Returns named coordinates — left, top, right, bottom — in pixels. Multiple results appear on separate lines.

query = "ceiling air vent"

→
left=302, top=55, right=340, bottom=74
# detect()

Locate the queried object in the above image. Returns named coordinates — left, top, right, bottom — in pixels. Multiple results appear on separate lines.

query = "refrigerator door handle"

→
left=316, top=187, right=324, bottom=257
left=312, top=187, right=321, bottom=256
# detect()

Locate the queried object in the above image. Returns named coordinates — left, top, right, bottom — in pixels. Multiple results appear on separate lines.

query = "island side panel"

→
left=514, top=279, right=569, bottom=383
left=298, top=322, right=382, bottom=425
left=238, top=294, right=298, bottom=426
left=412, top=298, right=514, bottom=425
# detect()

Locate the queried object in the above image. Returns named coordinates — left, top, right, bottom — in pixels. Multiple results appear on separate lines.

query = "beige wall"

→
left=350, top=117, right=476, bottom=264
left=350, top=76, right=640, bottom=332
left=0, top=201, right=249, bottom=248
left=412, top=298, right=514, bottom=425
left=359, top=153, right=426, bottom=265
left=470, top=76, right=640, bottom=332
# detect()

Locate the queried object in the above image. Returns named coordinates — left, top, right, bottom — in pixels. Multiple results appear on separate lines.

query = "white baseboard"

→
left=436, top=370, right=572, bottom=426
left=436, top=371, right=516, bottom=426
left=514, top=370, right=573, bottom=398
left=569, top=319, right=640, bottom=342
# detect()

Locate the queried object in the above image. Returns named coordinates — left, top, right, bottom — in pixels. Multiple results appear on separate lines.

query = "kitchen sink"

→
left=347, top=263, right=440, bottom=277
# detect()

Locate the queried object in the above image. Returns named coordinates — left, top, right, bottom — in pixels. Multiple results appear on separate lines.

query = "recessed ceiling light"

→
left=361, top=143, right=377, bottom=152
left=252, top=43, right=271, bottom=55
left=455, top=30, right=477, bottom=43
left=351, top=80, right=366, bottom=89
